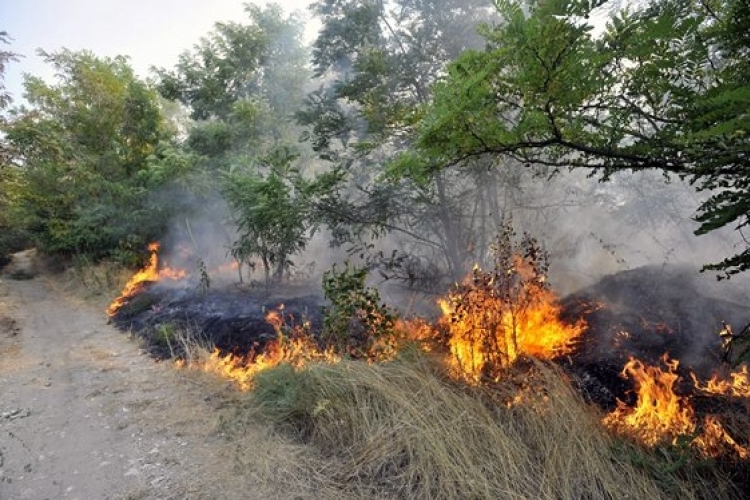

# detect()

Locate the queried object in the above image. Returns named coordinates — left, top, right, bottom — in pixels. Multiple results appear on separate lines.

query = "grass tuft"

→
left=243, top=353, right=729, bottom=499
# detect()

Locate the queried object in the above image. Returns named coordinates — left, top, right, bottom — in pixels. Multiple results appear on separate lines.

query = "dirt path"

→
left=0, top=276, right=308, bottom=500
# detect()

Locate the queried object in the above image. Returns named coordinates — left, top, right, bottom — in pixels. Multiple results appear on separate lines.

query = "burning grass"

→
left=603, top=355, right=750, bottom=462
left=693, top=365, right=750, bottom=398
left=106, top=242, right=186, bottom=317
left=603, top=355, right=696, bottom=447
left=194, top=309, right=339, bottom=391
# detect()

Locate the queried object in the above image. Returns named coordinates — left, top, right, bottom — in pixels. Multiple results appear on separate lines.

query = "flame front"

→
left=106, top=243, right=187, bottom=317
left=197, top=309, right=339, bottom=390
left=603, top=355, right=695, bottom=447
left=603, top=355, right=750, bottom=458
left=693, top=365, right=750, bottom=398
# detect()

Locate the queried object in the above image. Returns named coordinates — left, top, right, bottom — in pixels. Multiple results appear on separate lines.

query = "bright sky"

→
left=1, top=0, right=314, bottom=106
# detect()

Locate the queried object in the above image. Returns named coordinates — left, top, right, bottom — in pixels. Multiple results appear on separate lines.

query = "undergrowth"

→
left=236, top=354, right=733, bottom=500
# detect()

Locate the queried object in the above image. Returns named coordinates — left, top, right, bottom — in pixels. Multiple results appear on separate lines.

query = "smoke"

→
left=506, top=168, right=750, bottom=298
left=149, top=0, right=750, bottom=330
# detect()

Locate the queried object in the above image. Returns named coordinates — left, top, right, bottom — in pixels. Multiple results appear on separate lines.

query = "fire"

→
left=694, top=415, right=750, bottom=460
left=692, top=365, right=750, bottom=398
left=604, top=355, right=750, bottom=458
left=603, top=355, right=695, bottom=447
left=106, top=242, right=187, bottom=317
left=197, top=308, right=339, bottom=390
left=439, top=260, right=586, bottom=383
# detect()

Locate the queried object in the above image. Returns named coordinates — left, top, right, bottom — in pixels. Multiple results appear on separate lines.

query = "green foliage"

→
left=1, top=49, right=184, bottom=261
left=302, top=0, right=501, bottom=279
left=248, top=363, right=319, bottom=434
left=223, top=148, right=311, bottom=284
left=409, top=0, right=750, bottom=277
left=321, top=261, right=397, bottom=359
left=154, top=5, right=313, bottom=270
left=155, top=4, right=308, bottom=138
left=0, top=31, right=19, bottom=165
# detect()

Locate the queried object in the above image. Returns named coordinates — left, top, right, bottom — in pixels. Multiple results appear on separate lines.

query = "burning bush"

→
left=438, top=228, right=585, bottom=383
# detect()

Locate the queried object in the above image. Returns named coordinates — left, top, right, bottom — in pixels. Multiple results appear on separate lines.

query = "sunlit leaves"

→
left=410, top=0, right=750, bottom=276
left=1, top=50, right=173, bottom=259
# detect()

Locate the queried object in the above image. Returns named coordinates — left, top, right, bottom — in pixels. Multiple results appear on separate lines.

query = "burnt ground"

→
left=559, top=265, right=750, bottom=409
left=111, top=282, right=324, bottom=359
left=562, top=265, right=750, bottom=374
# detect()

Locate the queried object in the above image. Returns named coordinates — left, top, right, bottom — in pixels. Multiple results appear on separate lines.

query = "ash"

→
left=111, top=282, right=324, bottom=359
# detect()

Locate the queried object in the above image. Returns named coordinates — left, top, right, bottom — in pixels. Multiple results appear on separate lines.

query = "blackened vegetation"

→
left=562, top=265, right=750, bottom=376
left=110, top=282, right=324, bottom=359
left=558, top=265, right=750, bottom=411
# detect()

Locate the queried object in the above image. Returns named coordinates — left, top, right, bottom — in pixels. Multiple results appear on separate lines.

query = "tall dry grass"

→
left=239, top=353, right=735, bottom=500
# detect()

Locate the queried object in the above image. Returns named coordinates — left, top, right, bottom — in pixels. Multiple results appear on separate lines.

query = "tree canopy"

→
left=399, top=0, right=750, bottom=277
left=1, top=49, right=177, bottom=260
left=1, top=0, right=749, bottom=284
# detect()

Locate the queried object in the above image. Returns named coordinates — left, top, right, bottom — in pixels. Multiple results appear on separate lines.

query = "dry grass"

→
left=65, top=258, right=134, bottom=300
left=236, top=352, right=735, bottom=500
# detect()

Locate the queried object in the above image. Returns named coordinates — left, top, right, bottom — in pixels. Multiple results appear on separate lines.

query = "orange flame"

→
left=106, top=242, right=187, bottom=317
left=603, top=354, right=695, bottom=447
left=604, top=356, right=750, bottom=458
left=194, top=308, right=339, bottom=390
left=692, top=365, right=750, bottom=398
left=439, top=264, right=586, bottom=383
left=693, top=415, right=750, bottom=460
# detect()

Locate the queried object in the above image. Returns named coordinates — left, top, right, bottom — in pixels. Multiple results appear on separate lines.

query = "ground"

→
left=0, top=270, right=328, bottom=500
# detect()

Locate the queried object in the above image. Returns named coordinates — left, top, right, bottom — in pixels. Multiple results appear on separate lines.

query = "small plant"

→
left=321, top=261, right=397, bottom=360
left=154, top=323, right=178, bottom=351
left=720, top=322, right=750, bottom=367
left=197, top=258, right=210, bottom=293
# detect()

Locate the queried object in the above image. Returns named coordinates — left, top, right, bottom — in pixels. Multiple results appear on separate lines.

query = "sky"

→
left=1, top=0, right=314, bottom=106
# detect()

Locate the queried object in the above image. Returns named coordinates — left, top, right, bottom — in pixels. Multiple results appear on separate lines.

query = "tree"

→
left=222, top=148, right=312, bottom=284
left=154, top=4, right=317, bottom=281
left=299, top=0, right=499, bottom=282
left=1, top=49, right=176, bottom=260
left=155, top=3, right=309, bottom=154
left=0, top=32, right=27, bottom=260
left=407, top=0, right=750, bottom=277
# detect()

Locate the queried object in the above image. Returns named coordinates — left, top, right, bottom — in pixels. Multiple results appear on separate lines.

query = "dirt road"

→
left=0, top=276, right=312, bottom=500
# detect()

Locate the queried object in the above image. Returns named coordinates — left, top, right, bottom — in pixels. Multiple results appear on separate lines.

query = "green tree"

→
left=2, top=49, right=176, bottom=260
left=407, top=0, right=750, bottom=277
left=299, top=0, right=498, bottom=281
left=155, top=3, right=309, bottom=155
left=0, top=32, right=27, bottom=260
left=154, top=4, right=317, bottom=282
left=222, top=148, right=312, bottom=284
